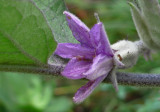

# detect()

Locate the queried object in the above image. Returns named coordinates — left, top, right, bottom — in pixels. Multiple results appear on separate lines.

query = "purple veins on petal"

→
left=84, top=54, right=113, bottom=80
left=54, top=43, right=95, bottom=59
left=90, top=22, right=114, bottom=56
left=63, top=11, right=93, bottom=48
left=89, top=22, right=102, bottom=48
left=62, top=57, right=92, bottom=79
left=73, top=75, right=107, bottom=104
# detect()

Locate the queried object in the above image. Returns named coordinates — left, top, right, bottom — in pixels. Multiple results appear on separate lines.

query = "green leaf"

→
left=129, top=2, right=160, bottom=50
left=0, top=72, right=55, bottom=112
left=138, top=0, right=160, bottom=48
left=138, top=96, right=160, bottom=112
left=32, top=0, right=76, bottom=43
left=0, top=0, right=56, bottom=66
left=45, top=97, right=73, bottom=112
left=150, top=67, right=160, bottom=74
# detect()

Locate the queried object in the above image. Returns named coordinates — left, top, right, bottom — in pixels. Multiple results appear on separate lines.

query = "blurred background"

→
left=1, top=0, right=160, bottom=112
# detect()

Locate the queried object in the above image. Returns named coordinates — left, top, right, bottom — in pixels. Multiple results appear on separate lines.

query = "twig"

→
left=0, top=64, right=160, bottom=87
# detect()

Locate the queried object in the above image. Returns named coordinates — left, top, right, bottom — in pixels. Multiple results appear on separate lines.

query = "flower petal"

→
left=63, top=11, right=93, bottom=48
left=90, top=22, right=114, bottom=56
left=55, top=43, right=95, bottom=59
left=84, top=54, right=113, bottom=80
left=62, top=57, right=92, bottom=79
left=89, top=23, right=101, bottom=48
left=73, top=75, right=106, bottom=104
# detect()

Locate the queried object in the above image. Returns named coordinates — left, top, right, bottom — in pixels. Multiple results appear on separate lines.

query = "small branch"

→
left=1, top=64, right=160, bottom=87
left=106, top=72, right=160, bottom=87
left=0, top=64, right=64, bottom=76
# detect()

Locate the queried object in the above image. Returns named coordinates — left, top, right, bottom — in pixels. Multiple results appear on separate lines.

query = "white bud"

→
left=111, top=40, right=139, bottom=69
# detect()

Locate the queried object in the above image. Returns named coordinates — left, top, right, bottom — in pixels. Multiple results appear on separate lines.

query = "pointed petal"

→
left=89, top=23, right=101, bottom=48
left=55, top=43, right=95, bottom=59
left=84, top=54, right=113, bottom=80
left=90, top=22, right=114, bottom=56
left=64, top=11, right=93, bottom=48
left=73, top=75, right=106, bottom=104
left=62, top=57, right=92, bottom=79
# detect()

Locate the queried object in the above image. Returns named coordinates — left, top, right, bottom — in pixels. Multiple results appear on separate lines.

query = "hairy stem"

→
left=0, top=64, right=160, bottom=87
left=106, top=72, right=160, bottom=87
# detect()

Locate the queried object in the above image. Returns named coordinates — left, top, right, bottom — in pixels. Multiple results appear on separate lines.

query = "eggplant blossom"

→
left=55, top=11, right=124, bottom=103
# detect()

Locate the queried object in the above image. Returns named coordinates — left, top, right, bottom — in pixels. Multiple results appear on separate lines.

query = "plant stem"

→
left=0, top=64, right=160, bottom=87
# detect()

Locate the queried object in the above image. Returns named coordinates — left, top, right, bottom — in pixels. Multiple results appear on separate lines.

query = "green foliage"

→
left=129, top=1, right=160, bottom=51
left=32, top=0, right=76, bottom=43
left=137, top=96, right=160, bottom=112
left=138, top=0, right=160, bottom=48
left=45, top=97, right=72, bottom=112
left=0, top=0, right=56, bottom=65
left=0, top=72, right=72, bottom=112
left=0, top=72, right=53, bottom=112
left=0, top=0, right=74, bottom=112
left=101, top=0, right=136, bottom=43
left=0, top=0, right=160, bottom=112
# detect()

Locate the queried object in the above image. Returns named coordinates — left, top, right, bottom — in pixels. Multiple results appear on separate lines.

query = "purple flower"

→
left=55, top=11, right=122, bottom=103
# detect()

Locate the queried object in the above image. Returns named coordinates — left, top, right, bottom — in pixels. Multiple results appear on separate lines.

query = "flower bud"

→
left=111, top=40, right=139, bottom=69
